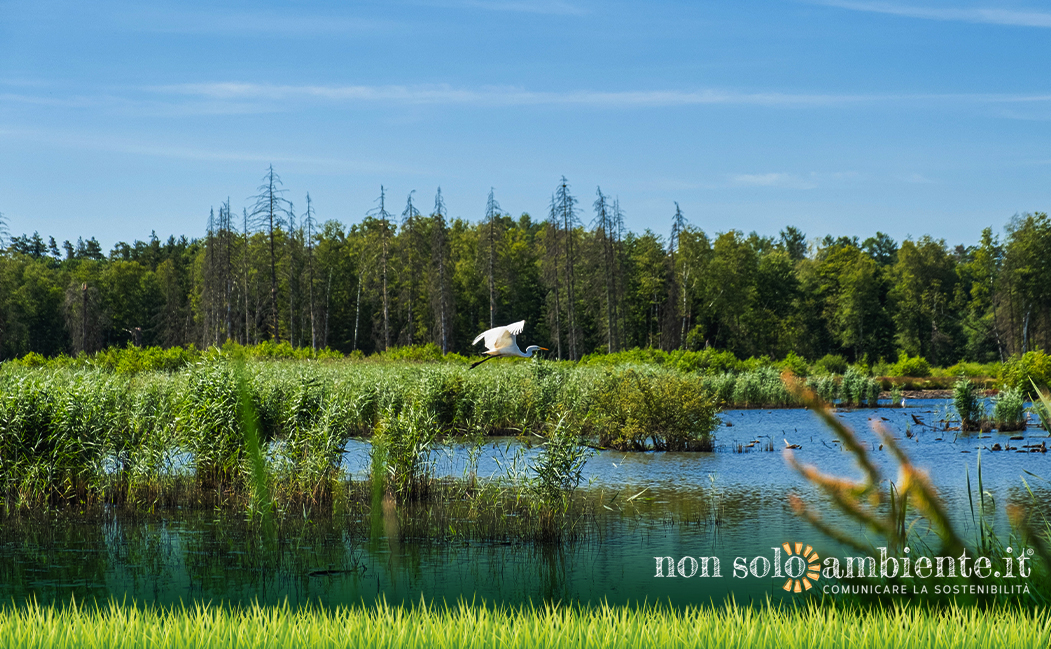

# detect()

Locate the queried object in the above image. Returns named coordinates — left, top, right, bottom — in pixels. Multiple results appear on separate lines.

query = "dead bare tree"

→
left=304, top=193, right=318, bottom=350
left=249, top=165, right=291, bottom=342
left=592, top=187, right=616, bottom=353
left=431, top=188, right=453, bottom=353
left=367, top=187, right=394, bottom=351
left=544, top=194, right=563, bottom=360
left=287, top=202, right=298, bottom=347
left=554, top=177, right=580, bottom=359
left=400, top=191, right=424, bottom=346
left=669, top=202, right=689, bottom=350
left=611, top=197, right=627, bottom=349
left=64, top=282, right=106, bottom=353
left=485, top=188, right=500, bottom=329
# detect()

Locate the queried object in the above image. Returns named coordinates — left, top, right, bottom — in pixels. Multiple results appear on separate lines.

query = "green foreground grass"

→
left=0, top=600, right=1047, bottom=649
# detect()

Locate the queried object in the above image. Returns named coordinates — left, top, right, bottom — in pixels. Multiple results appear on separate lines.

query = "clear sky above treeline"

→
left=1, top=0, right=1049, bottom=249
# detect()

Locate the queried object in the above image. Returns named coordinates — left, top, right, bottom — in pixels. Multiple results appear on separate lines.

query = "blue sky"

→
left=1, top=0, right=1049, bottom=249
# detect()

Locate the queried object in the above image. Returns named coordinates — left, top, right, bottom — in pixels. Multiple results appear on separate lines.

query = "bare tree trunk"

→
left=324, top=269, right=332, bottom=349
left=269, top=186, right=279, bottom=341
left=555, top=178, right=578, bottom=359
left=305, top=194, right=318, bottom=350
left=486, top=188, right=499, bottom=329
left=544, top=207, right=563, bottom=360
left=81, top=283, right=88, bottom=351
left=367, top=184, right=393, bottom=350
left=242, top=208, right=251, bottom=345
left=401, top=191, right=422, bottom=347
left=250, top=166, right=290, bottom=343
left=594, top=188, right=614, bottom=354
left=354, top=267, right=363, bottom=352
left=382, top=228, right=390, bottom=351
left=287, top=204, right=297, bottom=347
left=433, top=188, right=451, bottom=353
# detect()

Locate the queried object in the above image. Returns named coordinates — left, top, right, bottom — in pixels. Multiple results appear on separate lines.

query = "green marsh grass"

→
left=0, top=357, right=884, bottom=512
left=0, top=599, right=1048, bottom=649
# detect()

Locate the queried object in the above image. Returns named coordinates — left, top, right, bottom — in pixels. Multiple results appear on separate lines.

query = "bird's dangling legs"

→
left=469, top=355, right=496, bottom=370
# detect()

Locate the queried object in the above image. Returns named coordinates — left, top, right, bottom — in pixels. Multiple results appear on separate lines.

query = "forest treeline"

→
left=1, top=167, right=1049, bottom=365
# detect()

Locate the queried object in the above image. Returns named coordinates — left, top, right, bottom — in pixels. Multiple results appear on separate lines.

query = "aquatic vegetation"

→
left=994, top=388, right=1027, bottom=432
left=838, top=367, right=879, bottom=407
left=372, top=405, right=440, bottom=501
left=0, top=356, right=890, bottom=511
left=529, top=413, right=592, bottom=504
left=591, top=369, right=719, bottom=451
left=953, top=377, right=983, bottom=431
left=0, top=599, right=1048, bottom=649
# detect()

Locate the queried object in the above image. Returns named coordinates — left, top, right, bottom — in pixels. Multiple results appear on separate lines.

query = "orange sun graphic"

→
left=781, top=542, right=821, bottom=593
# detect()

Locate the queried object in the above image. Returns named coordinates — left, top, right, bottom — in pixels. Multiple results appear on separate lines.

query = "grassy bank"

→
left=0, top=600, right=1046, bottom=649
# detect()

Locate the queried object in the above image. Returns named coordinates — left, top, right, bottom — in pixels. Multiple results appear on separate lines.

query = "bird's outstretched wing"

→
left=472, top=320, right=526, bottom=352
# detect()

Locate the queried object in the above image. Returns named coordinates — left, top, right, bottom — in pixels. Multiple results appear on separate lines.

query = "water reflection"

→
left=2, top=399, right=1049, bottom=608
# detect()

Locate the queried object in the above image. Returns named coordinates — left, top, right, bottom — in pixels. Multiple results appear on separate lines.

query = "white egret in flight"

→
left=469, top=320, right=548, bottom=369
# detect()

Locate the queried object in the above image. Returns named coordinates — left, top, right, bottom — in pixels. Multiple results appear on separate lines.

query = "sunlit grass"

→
left=0, top=599, right=1047, bottom=649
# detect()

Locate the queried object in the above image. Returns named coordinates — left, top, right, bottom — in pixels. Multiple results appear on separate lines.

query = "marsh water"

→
left=3, top=399, right=1049, bottom=608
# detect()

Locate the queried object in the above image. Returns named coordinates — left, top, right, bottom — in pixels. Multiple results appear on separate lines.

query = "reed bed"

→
left=0, top=358, right=883, bottom=510
left=0, top=599, right=1046, bottom=649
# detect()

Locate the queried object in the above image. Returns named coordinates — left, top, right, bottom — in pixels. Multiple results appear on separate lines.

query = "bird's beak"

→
left=539, top=347, right=549, bottom=351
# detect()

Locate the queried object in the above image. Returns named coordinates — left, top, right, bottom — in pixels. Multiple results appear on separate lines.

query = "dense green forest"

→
left=1, top=168, right=1048, bottom=364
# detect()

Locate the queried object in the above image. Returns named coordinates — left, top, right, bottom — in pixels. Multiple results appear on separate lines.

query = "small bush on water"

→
left=994, top=387, right=1026, bottom=432
left=953, top=377, right=983, bottom=431
left=592, top=369, right=718, bottom=451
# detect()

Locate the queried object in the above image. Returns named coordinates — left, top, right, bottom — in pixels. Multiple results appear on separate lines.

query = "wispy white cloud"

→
left=3, top=1, right=399, bottom=37
left=426, top=0, right=586, bottom=15
left=813, top=1, right=1051, bottom=28
left=112, top=6, right=397, bottom=36
left=7, top=80, right=1051, bottom=117
left=729, top=173, right=819, bottom=189
left=727, top=170, right=861, bottom=190
left=150, top=82, right=1051, bottom=109
left=149, top=82, right=889, bottom=108
left=0, top=127, right=415, bottom=174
